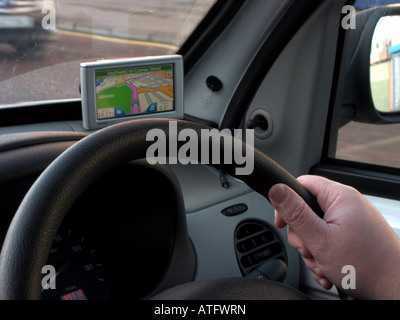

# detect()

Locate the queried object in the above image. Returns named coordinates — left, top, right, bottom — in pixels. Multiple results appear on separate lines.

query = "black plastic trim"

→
left=0, top=99, right=82, bottom=127
left=311, top=162, right=400, bottom=201
left=322, top=0, right=355, bottom=159
left=0, top=98, right=219, bottom=129
left=183, top=114, right=218, bottom=128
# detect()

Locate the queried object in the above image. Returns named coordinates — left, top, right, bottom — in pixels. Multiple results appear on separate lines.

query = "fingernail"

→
left=269, top=184, right=288, bottom=206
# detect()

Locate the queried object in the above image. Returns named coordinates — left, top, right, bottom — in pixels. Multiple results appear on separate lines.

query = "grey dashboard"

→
left=0, top=119, right=302, bottom=298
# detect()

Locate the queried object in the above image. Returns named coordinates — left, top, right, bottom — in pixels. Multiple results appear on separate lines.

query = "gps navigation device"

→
left=80, top=55, right=184, bottom=130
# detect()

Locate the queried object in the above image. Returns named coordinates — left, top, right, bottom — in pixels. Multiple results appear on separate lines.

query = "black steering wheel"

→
left=0, top=119, right=323, bottom=300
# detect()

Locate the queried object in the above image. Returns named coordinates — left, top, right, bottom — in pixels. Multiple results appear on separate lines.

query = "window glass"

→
left=334, top=0, right=400, bottom=170
left=336, top=122, right=400, bottom=169
left=0, top=0, right=217, bottom=105
left=370, top=15, right=400, bottom=112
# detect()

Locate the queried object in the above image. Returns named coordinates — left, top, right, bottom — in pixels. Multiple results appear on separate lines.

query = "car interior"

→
left=0, top=0, right=400, bottom=301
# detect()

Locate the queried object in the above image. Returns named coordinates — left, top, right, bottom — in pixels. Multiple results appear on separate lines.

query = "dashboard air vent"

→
left=234, top=220, right=287, bottom=276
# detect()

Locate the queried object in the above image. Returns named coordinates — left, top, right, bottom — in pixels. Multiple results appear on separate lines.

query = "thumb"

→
left=269, top=184, right=326, bottom=244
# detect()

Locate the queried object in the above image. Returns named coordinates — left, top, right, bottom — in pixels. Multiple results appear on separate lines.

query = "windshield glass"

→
left=0, top=0, right=216, bottom=106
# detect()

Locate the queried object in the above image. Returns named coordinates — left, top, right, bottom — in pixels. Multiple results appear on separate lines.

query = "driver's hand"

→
left=269, top=175, right=400, bottom=300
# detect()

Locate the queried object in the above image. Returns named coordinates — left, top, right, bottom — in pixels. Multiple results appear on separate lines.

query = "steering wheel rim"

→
left=0, top=118, right=322, bottom=299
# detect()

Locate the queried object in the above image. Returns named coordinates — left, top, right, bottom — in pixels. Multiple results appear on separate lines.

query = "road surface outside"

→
left=0, top=0, right=215, bottom=104
left=337, top=121, right=400, bottom=170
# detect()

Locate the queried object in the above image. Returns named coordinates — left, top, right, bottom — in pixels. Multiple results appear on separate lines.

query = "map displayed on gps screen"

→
left=95, top=64, right=174, bottom=120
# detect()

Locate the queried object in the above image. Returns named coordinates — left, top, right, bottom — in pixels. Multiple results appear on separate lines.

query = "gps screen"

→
left=95, top=64, right=175, bottom=120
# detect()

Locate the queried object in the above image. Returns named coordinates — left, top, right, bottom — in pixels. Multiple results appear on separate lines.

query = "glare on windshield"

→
left=0, top=0, right=216, bottom=105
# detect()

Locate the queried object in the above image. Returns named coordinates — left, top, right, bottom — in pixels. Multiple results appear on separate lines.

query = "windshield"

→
left=0, top=0, right=216, bottom=106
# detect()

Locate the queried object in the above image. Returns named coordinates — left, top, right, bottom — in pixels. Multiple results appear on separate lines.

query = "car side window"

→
left=332, top=1, right=400, bottom=170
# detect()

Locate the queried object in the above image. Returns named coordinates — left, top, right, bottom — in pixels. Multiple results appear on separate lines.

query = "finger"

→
left=287, top=226, right=313, bottom=259
left=301, top=255, right=333, bottom=290
left=297, top=175, right=344, bottom=213
left=274, top=210, right=287, bottom=229
left=269, top=183, right=327, bottom=248
left=311, top=272, right=333, bottom=290
left=301, top=254, right=318, bottom=272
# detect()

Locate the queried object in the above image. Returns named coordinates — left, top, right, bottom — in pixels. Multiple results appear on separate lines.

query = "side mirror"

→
left=342, top=4, right=400, bottom=125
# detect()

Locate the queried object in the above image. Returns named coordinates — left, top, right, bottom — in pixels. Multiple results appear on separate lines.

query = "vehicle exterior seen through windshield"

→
left=1, top=0, right=400, bottom=173
left=0, top=0, right=55, bottom=53
left=0, top=0, right=216, bottom=105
